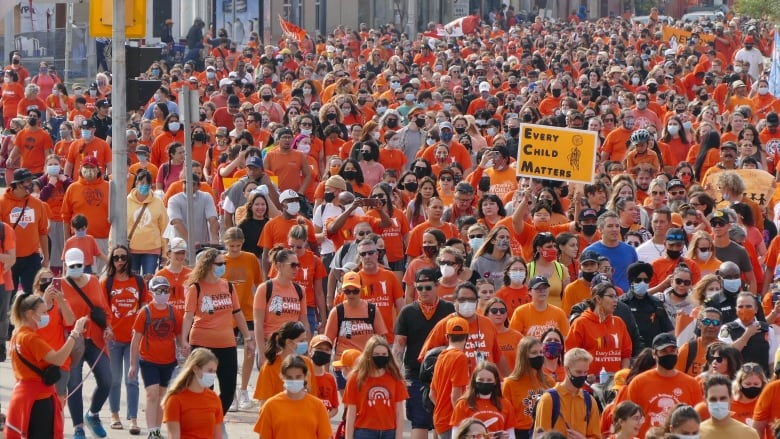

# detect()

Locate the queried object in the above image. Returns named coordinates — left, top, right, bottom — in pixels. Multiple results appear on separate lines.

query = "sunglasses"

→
left=343, top=288, right=361, bottom=295
left=287, top=262, right=301, bottom=269
left=741, top=363, right=764, bottom=374
left=708, top=355, right=724, bottom=363
left=674, top=278, right=692, bottom=286
left=468, top=234, right=485, bottom=239
left=359, top=250, right=377, bottom=257
left=415, top=285, right=434, bottom=292
left=438, top=260, right=456, bottom=266
left=489, top=307, right=507, bottom=315
left=213, top=262, right=226, bottom=267
left=288, top=244, right=305, bottom=250
left=68, top=264, right=84, bottom=269
left=701, top=318, right=720, bottom=327
left=112, top=254, right=128, bottom=261
left=152, top=288, right=170, bottom=295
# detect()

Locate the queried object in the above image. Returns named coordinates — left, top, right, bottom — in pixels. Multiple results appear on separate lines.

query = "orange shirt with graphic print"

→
left=132, top=304, right=181, bottom=364
left=343, top=371, right=409, bottom=431
left=268, top=250, right=326, bottom=309
left=451, top=396, right=517, bottom=434
left=154, top=267, right=191, bottom=319
left=184, top=279, right=240, bottom=348
left=254, top=279, right=307, bottom=337
left=103, top=276, right=149, bottom=343
left=358, top=268, right=404, bottom=342
left=324, top=300, right=388, bottom=357
left=406, top=220, right=459, bottom=259
left=366, top=209, right=410, bottom=263
left=503, top=373, right=555, bottom=429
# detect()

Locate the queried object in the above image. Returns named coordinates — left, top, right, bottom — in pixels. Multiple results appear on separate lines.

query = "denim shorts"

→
left=405, top=377, right=433, bottom=430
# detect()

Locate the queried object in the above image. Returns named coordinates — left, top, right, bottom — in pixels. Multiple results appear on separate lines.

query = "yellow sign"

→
left=704, top=168, right=775, bottom=206
left=661, top=27, right=715, bottom=46
left=516, top=124, right=597, bottom=184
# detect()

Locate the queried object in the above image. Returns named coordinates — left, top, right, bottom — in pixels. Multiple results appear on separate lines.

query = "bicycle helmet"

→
left=630, top=129, right=651, bottom=144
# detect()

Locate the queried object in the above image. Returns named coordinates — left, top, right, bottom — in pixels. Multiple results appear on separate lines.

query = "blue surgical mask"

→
left=632, top=281, right=649, bottom=296
left=214, top=265, right=226, bottom=277
left=75, top=229, right=87, bottom=238
left=283, top=379, right=305, bottom=393
left=46, top=164, right=60, bottom=176
left=37, top=313, right=50, bottom=329
left=295, top=341, right=308, bottom=355
left=137, top=184, right=151, bottom=196
left=67, top=266, right=83, bottom=278
left=723, top=278, right=741, bottom=293
left=469, top=237, right=484, bottom=251
left=81, top=130, right=93, bottom=141
left=198, top=371, right=217, bottom=388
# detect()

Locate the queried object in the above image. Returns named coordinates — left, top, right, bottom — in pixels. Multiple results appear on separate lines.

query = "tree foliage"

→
left=734, top=0, right=780, bottom=22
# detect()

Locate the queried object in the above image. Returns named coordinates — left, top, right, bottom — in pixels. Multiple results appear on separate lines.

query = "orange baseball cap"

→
left=309, top=334, right=333, bottom=350
left=341, top=272, right=362, bottom=290
left=333, top=349, right=361, bottom=368
left=446, top=317, right=470, bottom=335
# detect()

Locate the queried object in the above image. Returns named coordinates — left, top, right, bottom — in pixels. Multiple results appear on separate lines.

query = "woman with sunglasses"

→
left=103, top=246, right=146, bottom=433
left=255, top=321, right=318, bottom=409
left=181, top=247, right=254, bottom=415
left=484, top=297, right=523, bottom=371
left=654, top=265, right=695, bottom=326
left=503, top=336, right=554, bottom=439
left=700, top=342, right=743, bottom=382
left=685, top=231, right=721, bottom=276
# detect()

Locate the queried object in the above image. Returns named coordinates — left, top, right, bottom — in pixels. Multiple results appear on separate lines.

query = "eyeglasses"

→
left=112, top=254, right=128, bottom=261
left=674, top=278, right=692, bottom=286
left=356, top=231, right=370, bottom=237
left=721, top=274, right=740, bottom=280
left=710, top=221, right=728, bottom=228
left=415, top=285, right=434, bottom=292
left=128, top=139, right=138, bottom=143
left=468, top=234, right=485, bottom=239
left=627, top=241, right=640, bottom=247
left=213, top=261, right=226, bottom=267
left=669, top=190, right=685, bottom=196
left=359, top=250, right=377, bottom=257
left=701, top=318, right=720, bottom=327
left=602, top=293, right=618, bottom=298
left=68, top=264, right=83, bottom=269
left=636, top=98, right=647, bottom=102
left=651, top=191, right=665, bottom=195
left=300, top=122, right=313, bottom=127
left=440, top=177, right=453, bottom=182
left=343, top=288, right=361, bottom=295
left=697, top=247, right=710, bottom=252
left=489, top=307, right=507, bottom=315
left=153, top=288, right=170, bottom=295
left=603, top=118, right=615, bottom=122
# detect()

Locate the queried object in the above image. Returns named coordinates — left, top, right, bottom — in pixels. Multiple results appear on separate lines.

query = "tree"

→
left=734, top=0, right=780, bottom=22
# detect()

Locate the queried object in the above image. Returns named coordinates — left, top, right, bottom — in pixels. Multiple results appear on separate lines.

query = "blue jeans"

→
left=307, top=307, right=317, bottom=333
left=354, top=429, right=395, bottom=439
left=131, top=253, right=159, bottom=276
left=108, top=340, right=139, bottom=419
left=67, top=339, right=112, bottom=426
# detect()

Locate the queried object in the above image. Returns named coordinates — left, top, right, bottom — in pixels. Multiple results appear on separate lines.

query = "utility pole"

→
left=109, top=0, right=128, bottom=248
left=180, top=89, right=198, bottom=265
left=407, top=0, right=417, bottom=39
left=64, top=1, right=74, bottom=83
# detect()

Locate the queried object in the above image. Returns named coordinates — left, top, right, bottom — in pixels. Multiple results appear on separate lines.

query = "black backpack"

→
left=419, top=346, right=445, bottom=413
left=106, top=274, right=146, bottom=311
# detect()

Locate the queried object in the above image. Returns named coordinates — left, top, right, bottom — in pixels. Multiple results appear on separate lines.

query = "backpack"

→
left=419, top=346, right=445, bottom=413
left=533, top=388, right=592, bottom=430
left=684, top=338, right=698, bottom=374
left=106, top=274, right=146, bottom=311
left=194, top=281, right=235, bottom=301
left=264, top=279, right=303, bottom=302
left=334, top=302, right=377, bottom=353
left=140, top=304, right=176, bottom=350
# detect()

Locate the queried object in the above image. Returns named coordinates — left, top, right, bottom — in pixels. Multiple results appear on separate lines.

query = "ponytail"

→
left=264, top=332, right=281, bottom=363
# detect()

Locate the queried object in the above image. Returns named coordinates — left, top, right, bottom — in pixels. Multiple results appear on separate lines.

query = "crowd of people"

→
left=4, top=6, right=780, bottom=439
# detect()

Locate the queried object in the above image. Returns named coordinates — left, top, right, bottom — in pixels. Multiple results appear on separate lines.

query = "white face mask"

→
left=440, top=264, right=456, bottom=278
left=708, top=401, right=730, bottom=420
left=682, top=121, right=693, bottom=130
left=508, top=271, right=526, bottom=284
left=706, top=288, right=721, bottom=299
left=667, top=125, right=680, bottom=136
left=697, top=250, right=711, bottom=261
left=286, top=202, right=301, bottom=215
left=283, top=379, right=305, bottom=393
left=198, top=371, right=217, bottom=388
left=683, top=224, right=697, bottom=234
left=759, top=87, right=770, bottom=95
left=297, top=143, right=311, bottom=154
left=457, top=301, right=477, bottom=318
left=676, top=435, right=699, bottom=439
left=168, top=122, right=181, bottom=132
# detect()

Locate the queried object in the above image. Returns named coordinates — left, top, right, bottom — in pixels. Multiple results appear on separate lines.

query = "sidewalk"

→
left=0, top=345, right=415, bottom=438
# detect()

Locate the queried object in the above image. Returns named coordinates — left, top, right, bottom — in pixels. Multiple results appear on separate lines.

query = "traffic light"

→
left=89, top=0, right=146, bottom=38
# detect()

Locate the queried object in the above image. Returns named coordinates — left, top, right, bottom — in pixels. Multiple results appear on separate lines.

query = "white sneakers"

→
left=229, top=390, right=254, bottom=412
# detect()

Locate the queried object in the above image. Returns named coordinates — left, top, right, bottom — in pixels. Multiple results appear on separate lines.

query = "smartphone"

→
left=772, top=291, right=780, bottom=306
left=52, top=278, right=62, bottom=291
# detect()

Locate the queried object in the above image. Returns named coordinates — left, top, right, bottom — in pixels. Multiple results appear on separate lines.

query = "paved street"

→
left=0, top=345, right=417, bottom=438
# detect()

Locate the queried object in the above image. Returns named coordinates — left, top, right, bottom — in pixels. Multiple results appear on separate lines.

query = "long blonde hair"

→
left=355, top=335, right=403, bottom=390
left=163, top=348, right=218, bottom=404
left=187, top=248, right=220, bottom=285
left=508, top=336, right=550, bottom=385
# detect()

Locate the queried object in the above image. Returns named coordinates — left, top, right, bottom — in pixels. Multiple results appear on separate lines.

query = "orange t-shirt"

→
left=342, top=371, right=409, bottom=431
left=497, top=328, right=524, bottom=371
left=37, top=299, right=72, bottom=371
left=451, top=397, right=517, bottom=434
left=601, top=126, right=633, bottom=162
left=418, top=314, right=503, bottom=372
left=257, top=216, right=317, bottom=250
left=509, top=303, right=571, bottom=339
left=61, top=179, right=110, bottom=238
left=753, top=379, right=780, bottom=427
left=406, top=220, right=459, bottom=258
left=616, top=369, right=704, bottom=438
left=13, top=128, right=53, bottom=174
left=263, top=148, right=307, bottom=191
left=63, top=275, right=111, bottom=348
left=495, top=286, right=530, bottom=317
left=224, top=251, right=263, bottom=322
left=0, top=193, right=47, bottom=258
left=254, top=279, right=307, bottom=337
left=10, top=326, right=53, bottom=384
left=324, top=301, right=389, bottom=357
left=154, top=266, right=192, bottom=319
left=267, top=250, right=326, bottom=309
left=184, top=279, right=240, bottom=348
left=314, top=371, right=339, bottom=411
left=66, top=137, right=112, bottom=176
left=150, top=131, right=185, bottom=166
left=358, top=268, right=404, bottom=343
left=132, top=304, right=181, bottom=364
left=62, top=235, right=101, bottom=267
left=431, top=347, right=471, bottom=433
left=103, top=276, right=148, bottom=343
left=503, top=373, right=555, bottom=430
left=254, top=392, right=333, bottom=438
left=561, top=279, right=592, bottom=318
left=162, top=388, right=224, bottom=436
left=674, top=337, right=709, bottom=376
left=325, top=214, right=383, bottom=251
left=365, top=209, right=410, bottom=263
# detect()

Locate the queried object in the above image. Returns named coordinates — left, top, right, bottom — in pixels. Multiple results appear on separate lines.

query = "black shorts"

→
left=139, top=360, right=177, bottom=388
left=388, top=259, right=406, bottom=272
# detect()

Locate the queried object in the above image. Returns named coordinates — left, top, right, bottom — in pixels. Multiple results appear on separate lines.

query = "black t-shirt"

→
left=395, top=300, right=455, bottom=379
left=92, top=114, right=112, bottom=140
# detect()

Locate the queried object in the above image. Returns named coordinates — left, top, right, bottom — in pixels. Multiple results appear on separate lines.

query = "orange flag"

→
left=279, top=15, right=307, bottom=42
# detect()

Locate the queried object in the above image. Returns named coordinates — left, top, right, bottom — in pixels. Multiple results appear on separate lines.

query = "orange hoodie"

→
left=565, top=309, right=633, bottom=374
left=61, top=177, right=111, bottom=238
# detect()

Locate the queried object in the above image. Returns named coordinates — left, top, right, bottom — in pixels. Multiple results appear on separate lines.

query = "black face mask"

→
left=474, top=382, right=496, bottom=396
left=569, top=373, right=587, bottom=389
left=372, top=355, right=390, bottom=368
left=414, top=118, right=426, bottom=128
left=343, top=170, right=357, bottom=180
left=326, top=113, right=337, bottom=121
left=455, top=127, right=466, bottom=135
left=523, top=113, right=533, bottom=122
left=39, top=280, right=51, bottom=292
left=581, top=271, right=597, bottom=283
left=199, top=113, right=207, bottom=122
left=657, top=354, right=678, bottom=370
left=509, top=127, right=520, bottom=137
left=551, top=89, right=562, bottom=98
left=312, top=350, right=331, bottom=366
left=648, top=84, right=658, bottom=93
left=28, top=118, right=38, bottom=127
left=529, top=355, right=544, bottom=370
left=357, top=97, right=366, bottom=105
left=741, top=386, right=763, bottom=399
left=582, top=224, right=597, bottom=236
left=361, top=151, right=373, bottom=161
left=666, top=249, right=682, bottom=260
left=423, top=245, right=438, bottom=258
left=324, top=192, right=336, bottom=203
left=261, top=94, right=272, bottom=101
left=405, top=182, right=418, bottom=192
left=193, top=132, right=207, bottom=142
left=386, top=119, right=399, bottom=129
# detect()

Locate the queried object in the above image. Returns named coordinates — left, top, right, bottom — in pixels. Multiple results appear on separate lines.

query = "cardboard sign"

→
left=703, top=168, right=775, bottom=206
left=661, top=27, right=715, bottom=47
left=516, top=124, right=598, bottom=184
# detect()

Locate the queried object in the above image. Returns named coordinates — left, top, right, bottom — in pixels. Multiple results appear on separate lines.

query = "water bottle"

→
left=599, top=367, right=609, bottom=385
